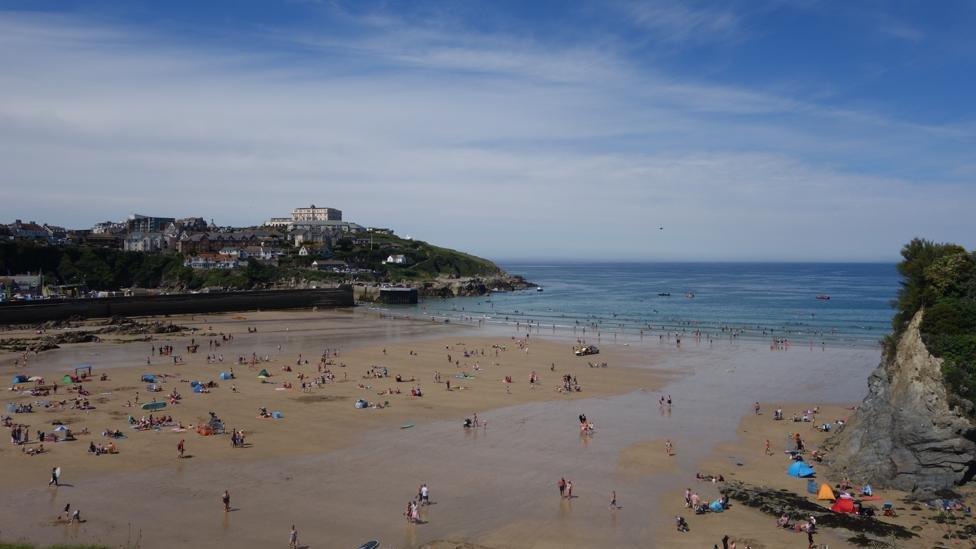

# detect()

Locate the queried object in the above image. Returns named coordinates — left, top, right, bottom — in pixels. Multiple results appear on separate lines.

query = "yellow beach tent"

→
left=817, top=483, right=836, bottom=501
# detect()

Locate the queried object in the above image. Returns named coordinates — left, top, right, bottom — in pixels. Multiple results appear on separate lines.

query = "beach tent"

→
left=709, top=500, right=724, bottom=513
left=62, top=375, right=74, bottom=384
left=831, top=498, right=856, bottom=514
left=862, top=484, right=873, bottom=496
left=787, top=461, right=816, bottom=478
left=190, top=380, right=201, bottom=387
left=257, top=369, right=270, bottom=377
left=192, top=384, right=206, bottom=393
left=817, top=483, right=836, bottom=500
left=53, top=425, right=68, bottom=432
left=141, top=374, right=157, bottom=383
left=28, top=376, right=43, bottom=382
left=271, top=411, right=284, bottom=419
left=12, top=375, right=28, bottom=384
left=5, top=403, right=16, bottom=413
left=219, top=372, right=232, bottom=380
left=807, top=479, right=818, bottom=494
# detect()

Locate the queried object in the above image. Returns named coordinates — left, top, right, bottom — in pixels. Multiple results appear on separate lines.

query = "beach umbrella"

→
left=28, top=376, right=43, bottom=382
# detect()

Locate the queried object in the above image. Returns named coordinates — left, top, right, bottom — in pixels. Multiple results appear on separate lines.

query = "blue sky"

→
left=0, top=1, right=974, bottom=261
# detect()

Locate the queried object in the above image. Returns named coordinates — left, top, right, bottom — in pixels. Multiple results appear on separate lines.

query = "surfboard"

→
left=356, top=541, right=380, bottom=549
left=400, top=423, right=415, bottom=429
left=141, top=401, right=167, bottom=411
left=55, top=467, right=61, bottom=480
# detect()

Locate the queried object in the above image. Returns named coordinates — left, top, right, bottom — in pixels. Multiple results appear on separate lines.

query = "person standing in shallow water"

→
left=288, top=525, right=298, bottom=548
left=222, top=490, right=230, bottom=512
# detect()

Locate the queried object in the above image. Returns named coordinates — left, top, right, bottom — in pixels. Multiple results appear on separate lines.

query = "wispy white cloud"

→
left=0, top=10, right=972, bottom=261
left=621, top=0, right=742, bottom=44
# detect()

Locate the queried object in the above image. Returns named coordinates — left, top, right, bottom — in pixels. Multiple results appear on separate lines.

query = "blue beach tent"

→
left=709, top=500, right=724, bottom=513
left=12, top=375, right=29, bottom=384
left=192, top=384, right=206, bottom=393
left=787, top=461, right=816, bottom=478
left=807, top=479, right=818, bottom=494
left=141, top=374, right=156, bottom=383
left=219, top=372, right=232, bottom=380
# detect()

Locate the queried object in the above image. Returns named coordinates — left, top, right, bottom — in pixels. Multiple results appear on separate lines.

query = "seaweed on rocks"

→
left=720, top=480, right=916, bottom=541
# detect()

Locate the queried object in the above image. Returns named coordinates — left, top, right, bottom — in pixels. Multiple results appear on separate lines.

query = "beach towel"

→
left=817, top=483, right=835, bottom=500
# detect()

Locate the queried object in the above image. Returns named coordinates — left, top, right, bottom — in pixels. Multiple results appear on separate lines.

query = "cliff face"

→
left=828, top=311, right=976, bottom=496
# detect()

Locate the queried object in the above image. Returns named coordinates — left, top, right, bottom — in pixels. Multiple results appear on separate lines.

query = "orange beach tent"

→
left=817, top=483, right=835, bottom=501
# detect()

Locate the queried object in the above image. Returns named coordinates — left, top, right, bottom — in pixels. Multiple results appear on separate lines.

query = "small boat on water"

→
left=537, top=287, right=544, bottom=292
left=816, top=295, right=831, bottom=301
left=685, top=292, right=695, bottom=299
left=657, top=292, right=671, bottom=297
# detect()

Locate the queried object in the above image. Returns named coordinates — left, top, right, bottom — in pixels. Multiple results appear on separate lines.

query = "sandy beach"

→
left=1, top=308, right=956, bottom=548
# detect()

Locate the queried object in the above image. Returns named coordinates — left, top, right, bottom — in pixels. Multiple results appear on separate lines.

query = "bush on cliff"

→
left=892, top=238, right=976, bottom=411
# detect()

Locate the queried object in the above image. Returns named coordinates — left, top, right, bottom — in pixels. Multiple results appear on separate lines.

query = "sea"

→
left=391, top=262, right=900, bottom=347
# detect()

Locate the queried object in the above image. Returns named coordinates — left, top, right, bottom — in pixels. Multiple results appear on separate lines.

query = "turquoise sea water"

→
left=398, top=262, right=900, bottom=346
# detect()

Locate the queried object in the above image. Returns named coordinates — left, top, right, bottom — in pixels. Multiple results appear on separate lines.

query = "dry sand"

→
left=3, top=309, right=960, bottom=548
left=1, top=309, right=670, bottom=547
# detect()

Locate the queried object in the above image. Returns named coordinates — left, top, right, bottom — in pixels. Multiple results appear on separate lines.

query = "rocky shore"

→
left=826, top=311, right=976, bottom=497
left=0, top=316, right=185, bottom=352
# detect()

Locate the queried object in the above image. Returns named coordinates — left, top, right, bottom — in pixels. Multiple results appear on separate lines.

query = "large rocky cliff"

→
left=827, top=311, right=976, bottom=497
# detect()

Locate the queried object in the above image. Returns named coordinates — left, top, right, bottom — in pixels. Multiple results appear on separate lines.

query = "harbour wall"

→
left=0, top=287, right=354, bottom=324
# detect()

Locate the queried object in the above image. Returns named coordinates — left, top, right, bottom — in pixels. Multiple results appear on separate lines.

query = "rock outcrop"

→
left=827, top=310, right=976, bottom=497
left=416, top=275, right=534, bottom=298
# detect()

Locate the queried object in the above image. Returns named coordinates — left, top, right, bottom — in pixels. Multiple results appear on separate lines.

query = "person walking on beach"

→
left=754, top=401, right=761, bottom=415
left=665, top=439, right=673, bottom=456
left=222, top=490, right=231, bottom=512
left=288, top=525, right=299, bottom=548
left=558, top=477, right=566, bottom=497
left=411, top=500, right=420, bottom=523
left=49, top=467, right=59, bottom=487
left=565, top=480, right=573, bottom=499
left=178, top=439, right=185, bottom=458
left=420, top=483, right=429, bottom=505
left=609, top=490, right=617, bottom=510
left=764, top=439, right=772, bottom=455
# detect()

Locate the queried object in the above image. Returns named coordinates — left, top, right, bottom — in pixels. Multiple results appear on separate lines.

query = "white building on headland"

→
left=292, top=205, right=341, bottom=222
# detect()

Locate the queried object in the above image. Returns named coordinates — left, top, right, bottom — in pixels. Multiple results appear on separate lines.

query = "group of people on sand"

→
left=88, top=440, right=118, bottom=455
left=404, top=483, right=430, bottom=524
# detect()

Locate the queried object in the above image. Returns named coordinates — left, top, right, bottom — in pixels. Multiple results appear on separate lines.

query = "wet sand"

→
left=0, top=309, right=889, bottom=548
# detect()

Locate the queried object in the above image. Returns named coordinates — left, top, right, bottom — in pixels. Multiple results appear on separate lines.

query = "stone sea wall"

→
left=0, top=287, right=354, bottom=324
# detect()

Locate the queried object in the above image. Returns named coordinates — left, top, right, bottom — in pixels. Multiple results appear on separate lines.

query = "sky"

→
left=0, top=1, right=974, bottom=262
